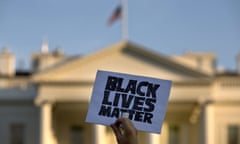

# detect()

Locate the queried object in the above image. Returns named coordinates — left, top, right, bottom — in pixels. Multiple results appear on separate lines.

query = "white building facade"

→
left=0, top=41, right=240, bottom=144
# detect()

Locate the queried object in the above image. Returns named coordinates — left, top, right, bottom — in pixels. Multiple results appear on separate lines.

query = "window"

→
left=71, top=126, right=84, bottom=144
left=228, top=125, right=239, bottom=144
left=9, top=123, right=25, bottom=144
left=169, top=125, right=180, bottom=144
left=32, top=59, right=39, bottom=71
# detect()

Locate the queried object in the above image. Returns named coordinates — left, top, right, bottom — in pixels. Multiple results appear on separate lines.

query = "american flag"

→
left=107, top=5, right=122, bottom=25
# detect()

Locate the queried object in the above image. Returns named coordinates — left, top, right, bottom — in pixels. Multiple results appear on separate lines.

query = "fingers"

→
left=112, top=118, right=137, bottom=136
left=120, top=118, right=136, bottom=133
left=111, top=118, right=139, bottom=144
left=111, top=123, right=121, bottom=136
left=111, top=123, right=122, bottom=142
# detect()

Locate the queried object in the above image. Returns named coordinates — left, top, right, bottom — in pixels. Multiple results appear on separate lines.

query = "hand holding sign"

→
left=86, top=70, right=172, bottom=133
left=111, top=118, right=139, bottom=144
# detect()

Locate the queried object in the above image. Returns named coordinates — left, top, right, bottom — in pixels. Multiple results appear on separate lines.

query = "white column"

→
left=40, top=102, right=55, bottom=144
left=93, top=125, right=106, bottom=144
left=146, top=133, right=160, bottom=144
left=203, top=104, right=215, bottom=144
left=161, top=123, right=168, bottom=144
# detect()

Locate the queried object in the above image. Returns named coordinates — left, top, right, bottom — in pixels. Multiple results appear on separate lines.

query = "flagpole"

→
left=121, top=0, right=128, bottom=40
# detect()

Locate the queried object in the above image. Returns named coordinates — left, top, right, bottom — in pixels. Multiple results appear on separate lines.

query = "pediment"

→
left=32, top=41, right=210, bottom=83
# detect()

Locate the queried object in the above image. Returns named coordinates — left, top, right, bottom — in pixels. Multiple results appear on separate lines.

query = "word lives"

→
left=98, top=76, right=160, bottom=124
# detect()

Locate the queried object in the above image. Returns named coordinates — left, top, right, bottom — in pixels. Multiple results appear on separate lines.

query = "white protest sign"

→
left=85, top=70, right=172, bottom=134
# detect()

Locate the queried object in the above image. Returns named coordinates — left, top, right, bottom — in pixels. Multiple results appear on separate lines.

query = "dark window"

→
left=228, top=125, right=239, bottom=144
left=32, top=59, right=39, bottom=70
left=9, top=123, right=25, bottom=144
left=71, top=126, right=84, bottom=144
left=169, top=125, right=179, bottom=144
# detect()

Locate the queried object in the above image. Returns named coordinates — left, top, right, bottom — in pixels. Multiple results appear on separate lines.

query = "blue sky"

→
left=0, top=0, right=239, bottom=71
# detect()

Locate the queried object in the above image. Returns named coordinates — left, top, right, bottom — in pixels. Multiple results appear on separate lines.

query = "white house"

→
left=0, top=41, right=240, bottom=144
